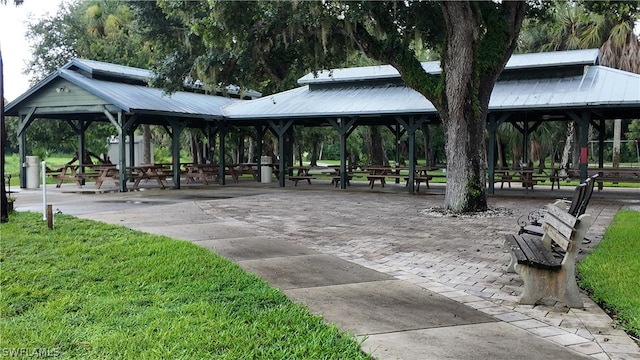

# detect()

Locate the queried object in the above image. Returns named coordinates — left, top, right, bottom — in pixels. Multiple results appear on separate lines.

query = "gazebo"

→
left=6, top=49, right=640, bottom=193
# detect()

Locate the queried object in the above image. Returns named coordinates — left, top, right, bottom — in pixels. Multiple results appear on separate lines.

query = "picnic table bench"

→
left=413, top=167, right=445, bottom=193
left=129, top=164, right=169, bottom=189
left=51, top=163, right=118, bottom=189
left=590, top=167, right=640, bottom=191
left=493, top=167, right=561, bottom=191
left=287, top=166, right=316, bottom=186
left=504, top=199, right=593, bottom=308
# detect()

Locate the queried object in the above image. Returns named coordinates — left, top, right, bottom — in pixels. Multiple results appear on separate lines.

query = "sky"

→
left=1, top=0, right=65, bottom=102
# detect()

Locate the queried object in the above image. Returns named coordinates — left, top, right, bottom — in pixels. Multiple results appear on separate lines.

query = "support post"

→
left=396, top=116, right=426, bottom=194
left=329, top=117, right=357, bottom=189
left=267, top=120, right=294, bottom=187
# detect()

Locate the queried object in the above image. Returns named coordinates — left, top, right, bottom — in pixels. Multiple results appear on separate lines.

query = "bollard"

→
left=46, top=204, right=53, bottom=229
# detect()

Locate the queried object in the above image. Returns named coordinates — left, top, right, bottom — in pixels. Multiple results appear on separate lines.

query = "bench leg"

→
left=514, top=264, right=583, bottom=308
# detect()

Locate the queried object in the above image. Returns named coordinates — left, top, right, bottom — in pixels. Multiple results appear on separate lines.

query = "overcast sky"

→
left=1, top=0, right=65, bottom=102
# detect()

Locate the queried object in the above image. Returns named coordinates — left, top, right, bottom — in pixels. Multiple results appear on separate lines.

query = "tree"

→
left=588, top=1, right=640, bottom=169
left=1, top=0, right=25, bottom=223
left=24, top=1, right=156, bottom=165
left=335, top=2, right=525, bottom=211
left=518, top=1, right=640, bottom=173
left=142, top=1, right=526, bottom=212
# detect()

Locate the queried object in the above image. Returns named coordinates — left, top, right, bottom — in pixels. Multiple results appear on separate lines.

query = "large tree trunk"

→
left=367, top=126, right=388, bottom=166
left=438, top=2, right=524, bottom=212
left=560, top=122, right=574, bottom=177
left=348, top=1, right=524, bottom=212
left=440, top=3, right=486, bottom=212
left=420, top=123, right=432, bottom=167
left=309, top=140, right=319, bottom=166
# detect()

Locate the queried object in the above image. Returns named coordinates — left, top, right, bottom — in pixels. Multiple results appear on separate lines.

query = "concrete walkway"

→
left=10, top=180, right=640, bottom=359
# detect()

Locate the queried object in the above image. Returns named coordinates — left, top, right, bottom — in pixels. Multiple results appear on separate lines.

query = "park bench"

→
left=518, top=174, right=597, bottom=237
left=504, top=199, right=592, bottom=308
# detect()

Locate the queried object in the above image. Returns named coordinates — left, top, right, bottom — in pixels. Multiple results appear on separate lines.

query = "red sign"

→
left=580, top=147, right=588, bottom=164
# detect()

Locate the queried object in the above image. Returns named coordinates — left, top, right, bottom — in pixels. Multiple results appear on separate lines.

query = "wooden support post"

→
left=46, top=204, right=53, bottom=229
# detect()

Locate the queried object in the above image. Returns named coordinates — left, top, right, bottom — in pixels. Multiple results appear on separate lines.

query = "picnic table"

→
left=184, top=164, right=217, bottom=185
left=89, top=164, right=120, bottom=189
left=184, top=163, right=242, bottom=185
left=230, top=163, right=259, bottom=181
left=287, top=166, right=315, bottom=186
left=590, top=167, right=640, bottom=191
left=365, top=166, right=441, bottom=191
left=493, top=167, right=561, bottom=192
left=51, top=163, right=118, bottom=189
left=327, top=165, right=358, bottom=188
left=128, top=164, right=169, bottom=189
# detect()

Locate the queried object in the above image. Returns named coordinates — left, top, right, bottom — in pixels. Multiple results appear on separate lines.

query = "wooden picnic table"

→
left=128, top=164, right=169, bottom=189
left=184, top=163, right=241, bottom=185
left=287, top=166, right=315, bottom=186
left=590, top=167, right=640, bottom=191
left=364, top=166, right=404, bottom=189
left=327, top=166, right=357, bottom=188
left=229, top=163, right=259, bottom=181
left=184, top=163, right=218, bottom=185
left=493, top=167, right=561, bottom=192
left=87, top=164, right=120, bottom=189
left=52, top=163, right=118, bottom=189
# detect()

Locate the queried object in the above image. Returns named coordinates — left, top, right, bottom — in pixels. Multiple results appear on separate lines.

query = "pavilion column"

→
left=255, top=125, right=265, bottom=182
left=167, top=119, right=186, bottom=189
left=17, top=120, right=26, bottom=188
left=396, top=116, right=426, bottom=194
left=268, top=119, right=294, bottom=187
left=127, top=126, right=136, bottom=169
left=77, top=120, right=88, bottom=184
left=217, top=122, right=230, bottom=185
left=568, top=111, right=591, bottom=182
left=595, top=118, right=605, bottom=169
left=16, top=108, right=36, bottom=189
left=329, top=117, right=357, bottom=189
left=102, top=109, right=127, bottom=191
left=18, top=115, right=27, bottom=189
left=117, top=119, right=127, bottom=191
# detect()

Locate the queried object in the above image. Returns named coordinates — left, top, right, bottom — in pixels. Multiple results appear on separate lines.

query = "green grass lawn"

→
left=0, top=212, right=371, bottom=359
left=578, top=210, right=640, bottom=340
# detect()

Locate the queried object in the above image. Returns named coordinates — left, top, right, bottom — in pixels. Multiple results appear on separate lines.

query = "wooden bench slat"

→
left=507, top=234, right=562, bottom=270
left=505, top=234, right=528, bottom=264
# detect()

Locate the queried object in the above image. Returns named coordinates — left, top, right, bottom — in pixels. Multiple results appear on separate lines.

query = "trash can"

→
left=260, top=156, right=272, bottom=184
left=25, top=156, right=40, bottom=189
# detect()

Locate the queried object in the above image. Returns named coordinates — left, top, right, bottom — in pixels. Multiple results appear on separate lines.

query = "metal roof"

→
left=59, top=70, right=235, bottom=118
left=298, top=48, right=599, bottom=85
left=62, top=58, right=152, bottom=83
left=490, top=65, right=640, bottom=110
left=224, top=64, right=640, bottom=119
left=6, top=65, right=237, bottom=119
left=222, top=84, right=434, bottom=119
